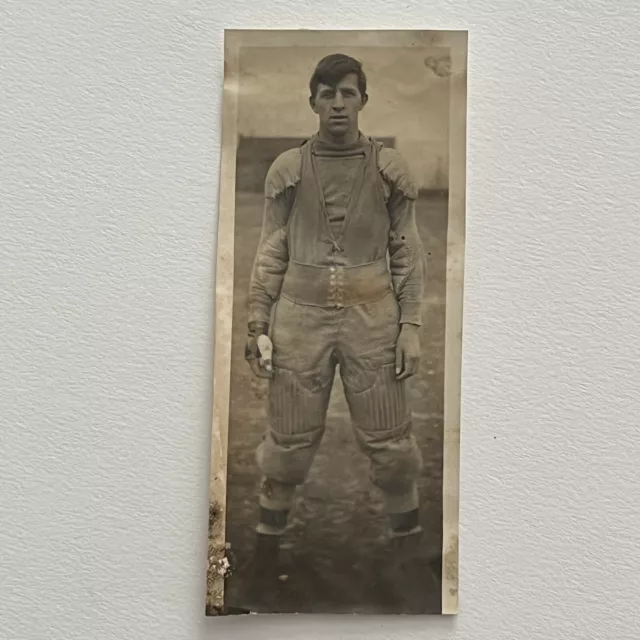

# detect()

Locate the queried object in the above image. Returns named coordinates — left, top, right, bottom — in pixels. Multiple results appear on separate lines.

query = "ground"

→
left=212, top=190, right=448, bottom=614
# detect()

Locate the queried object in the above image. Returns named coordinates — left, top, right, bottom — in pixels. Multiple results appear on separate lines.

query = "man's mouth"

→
left=330, top=115, right=348, bottom=121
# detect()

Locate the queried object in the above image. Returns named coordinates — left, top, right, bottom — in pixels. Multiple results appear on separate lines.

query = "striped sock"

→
left=257, top=477, right=296, bottom=535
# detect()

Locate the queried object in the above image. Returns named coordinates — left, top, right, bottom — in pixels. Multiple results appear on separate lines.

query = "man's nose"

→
left=332, top=93, right=345, bottom=110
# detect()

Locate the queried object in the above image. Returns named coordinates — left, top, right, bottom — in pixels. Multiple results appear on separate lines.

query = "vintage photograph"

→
left=207, top=29, right=467, bottom=616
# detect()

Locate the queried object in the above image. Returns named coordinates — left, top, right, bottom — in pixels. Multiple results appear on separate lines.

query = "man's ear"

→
left=359, top=92, right=369, bottom=110
left=309, top=95, right=318, bottom=113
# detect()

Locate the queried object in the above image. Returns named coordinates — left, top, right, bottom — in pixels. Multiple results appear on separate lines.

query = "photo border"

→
left=208, top=28, right=467, bottom=615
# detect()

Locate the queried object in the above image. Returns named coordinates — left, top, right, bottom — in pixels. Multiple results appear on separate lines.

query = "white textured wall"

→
left=2, top=2, right=640, bottom=639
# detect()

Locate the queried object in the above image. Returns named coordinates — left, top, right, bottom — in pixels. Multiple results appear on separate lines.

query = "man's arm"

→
left=247, top=149, right=299, bottom=332
left=247, top=195, right=291, bottom=331
left=245, top=153, right=298, bottom=378
left=379, top=148, right=425, bottom=380
left=382, top=150, right=425, bottom=327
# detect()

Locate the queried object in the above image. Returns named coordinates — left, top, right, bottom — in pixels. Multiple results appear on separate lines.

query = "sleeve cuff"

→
left=248, top=321, right=269, bottom=337
left=248, top=307, right=271, bottom=328
left=399, top=302, right=422, bottom=326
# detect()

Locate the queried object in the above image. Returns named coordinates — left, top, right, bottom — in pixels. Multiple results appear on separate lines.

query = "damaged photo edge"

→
left=206, top=28, right=468, bottom=616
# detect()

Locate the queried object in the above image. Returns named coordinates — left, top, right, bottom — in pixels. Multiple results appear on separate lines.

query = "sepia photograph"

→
left=207, top=29, right=467, bottom=616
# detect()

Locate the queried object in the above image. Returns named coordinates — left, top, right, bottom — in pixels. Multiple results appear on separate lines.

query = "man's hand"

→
left=395, top=323, right=421, bottom=381
left=245, top=322, right=274, bottom=379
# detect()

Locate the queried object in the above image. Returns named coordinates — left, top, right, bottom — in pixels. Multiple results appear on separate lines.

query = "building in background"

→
left=237, top=46, right=451, bottom=195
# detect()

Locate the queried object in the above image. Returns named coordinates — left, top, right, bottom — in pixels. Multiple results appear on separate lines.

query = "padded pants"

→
left=256, top=291, right=423, bottom=527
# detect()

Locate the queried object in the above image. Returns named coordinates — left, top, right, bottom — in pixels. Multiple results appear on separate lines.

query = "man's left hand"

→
left=395, top=323, right=421, bottom=381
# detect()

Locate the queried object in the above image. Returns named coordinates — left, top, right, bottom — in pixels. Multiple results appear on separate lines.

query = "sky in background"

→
left=237, top=46, right=452, bottom=190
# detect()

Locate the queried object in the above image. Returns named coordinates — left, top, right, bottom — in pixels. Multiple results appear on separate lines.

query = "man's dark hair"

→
left=309, top=53, right=367, bottom=99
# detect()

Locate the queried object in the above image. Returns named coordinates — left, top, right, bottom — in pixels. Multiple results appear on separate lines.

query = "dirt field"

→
left=220, top=190, right=448, bottom=614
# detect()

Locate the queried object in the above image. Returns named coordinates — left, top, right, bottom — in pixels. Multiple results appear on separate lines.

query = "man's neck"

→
left=317, top=128, right=360, bottom=147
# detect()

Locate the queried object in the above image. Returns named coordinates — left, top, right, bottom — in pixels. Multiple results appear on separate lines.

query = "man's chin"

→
left=327, top=121, right=350, bottom=135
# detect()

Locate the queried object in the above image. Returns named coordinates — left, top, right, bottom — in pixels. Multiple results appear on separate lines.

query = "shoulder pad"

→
left=264, top=146, right=303, bottom=199
left=378, top=146, right=418, bottom=200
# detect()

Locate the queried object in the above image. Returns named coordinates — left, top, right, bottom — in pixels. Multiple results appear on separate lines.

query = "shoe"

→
left=232, top=533, right=284, bottom=612
left=369, top=528, right=440, bottom=613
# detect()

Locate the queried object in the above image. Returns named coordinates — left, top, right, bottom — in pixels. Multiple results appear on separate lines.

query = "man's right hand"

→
left=245, top=322, right=274, bottom=379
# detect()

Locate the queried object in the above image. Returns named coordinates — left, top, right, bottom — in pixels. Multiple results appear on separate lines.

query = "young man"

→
left=244, top=53, right=426, bottom=580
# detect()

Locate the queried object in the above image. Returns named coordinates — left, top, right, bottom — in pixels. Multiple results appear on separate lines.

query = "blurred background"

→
left=235, top=46, right=451, bottom=194
left=221, top=46, right=451, bottom=614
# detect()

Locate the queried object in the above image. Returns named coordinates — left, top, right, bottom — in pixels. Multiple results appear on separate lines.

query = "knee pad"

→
left=256, top=427, right=324, bottom=485
left=256, top=367, right=332, bottom=484
left=268, top=366, right=333, bottom=435
left=343, top=363, right=422, bottom=493
left=364, top=428, right=423, bottom=495
left=344, top=362, right=411, bottom=433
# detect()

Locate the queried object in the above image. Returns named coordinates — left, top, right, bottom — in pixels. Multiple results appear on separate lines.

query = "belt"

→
left=280, top=258, right=392, bottom=308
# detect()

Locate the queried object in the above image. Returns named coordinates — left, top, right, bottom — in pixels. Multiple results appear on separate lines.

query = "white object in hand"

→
left=256, top=334, right=274, bottom=371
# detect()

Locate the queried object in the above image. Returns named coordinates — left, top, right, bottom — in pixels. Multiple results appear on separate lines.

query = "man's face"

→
left=311, top=73, right=367, bottom=138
